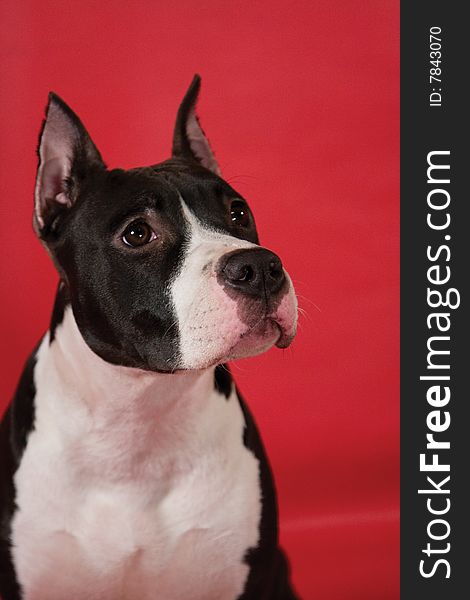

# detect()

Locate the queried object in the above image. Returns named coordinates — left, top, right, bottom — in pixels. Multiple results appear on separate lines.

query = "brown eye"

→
left=122, top=221, right=156, bottom=247
left=230, top=200, right=250, bottom=227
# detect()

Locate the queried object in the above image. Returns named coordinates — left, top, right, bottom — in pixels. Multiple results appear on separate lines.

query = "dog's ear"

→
left=34, top=93, right=105, bottom=236
left=172, top=75, right=221, bottom=176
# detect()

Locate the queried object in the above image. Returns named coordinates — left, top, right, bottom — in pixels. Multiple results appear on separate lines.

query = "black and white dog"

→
left=0, top=76, right=298, bottom=600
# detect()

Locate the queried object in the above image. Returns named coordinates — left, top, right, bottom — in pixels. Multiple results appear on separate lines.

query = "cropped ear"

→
left=34, top=93, right=105, bottom=236
left=172, top=75, right=221, bottom=175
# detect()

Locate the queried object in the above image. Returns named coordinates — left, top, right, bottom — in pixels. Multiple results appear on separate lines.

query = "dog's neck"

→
left=49, top=306, right=216, bottom=410
left=37, top=306, right=221, bottom=478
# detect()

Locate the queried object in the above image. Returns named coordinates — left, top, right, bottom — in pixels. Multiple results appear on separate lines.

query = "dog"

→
left=0, top=75, right=299, bottom=600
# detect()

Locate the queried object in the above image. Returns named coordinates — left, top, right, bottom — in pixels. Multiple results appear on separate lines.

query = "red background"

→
left=0, top=1, right=399, bottom=598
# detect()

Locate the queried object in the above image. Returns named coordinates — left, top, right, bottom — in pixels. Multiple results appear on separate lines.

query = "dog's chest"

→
left=11, top=342, right=261, bottom=600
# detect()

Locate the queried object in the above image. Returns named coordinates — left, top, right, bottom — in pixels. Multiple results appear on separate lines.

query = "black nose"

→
left=219, top=248, right=286, bottom=297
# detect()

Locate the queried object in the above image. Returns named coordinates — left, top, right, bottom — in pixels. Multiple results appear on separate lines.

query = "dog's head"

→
left=34, top=75, right=297, bottom=371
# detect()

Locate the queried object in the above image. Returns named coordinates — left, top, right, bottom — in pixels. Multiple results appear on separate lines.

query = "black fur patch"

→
left=0, top=346, right=39, bottom=599
left=236, top=390, right=299, bottom=600
left=50, top=167, right=189, bottom=372
left=49, top=282, right=68, bottom=343
left=214, top=364, right=232, bottom=399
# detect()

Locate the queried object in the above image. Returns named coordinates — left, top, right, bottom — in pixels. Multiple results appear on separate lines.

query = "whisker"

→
left=296, top=293, right=322, bottom=313
left=161, top=318, right=179, bottom=342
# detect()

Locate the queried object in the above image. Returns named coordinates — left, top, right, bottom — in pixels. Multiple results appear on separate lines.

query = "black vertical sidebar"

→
left=401, top=4, right=468, bottom=599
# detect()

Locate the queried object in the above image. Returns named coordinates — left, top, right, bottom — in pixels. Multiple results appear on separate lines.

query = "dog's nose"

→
left=219, top=248, right=286, bottom=297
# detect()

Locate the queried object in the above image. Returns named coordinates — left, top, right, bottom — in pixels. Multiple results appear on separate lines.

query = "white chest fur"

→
left=11, top=310, right=261, bottom=600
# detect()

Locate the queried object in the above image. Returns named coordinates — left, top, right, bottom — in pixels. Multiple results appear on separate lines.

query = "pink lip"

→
left=268, top=318, right=296, bottom=349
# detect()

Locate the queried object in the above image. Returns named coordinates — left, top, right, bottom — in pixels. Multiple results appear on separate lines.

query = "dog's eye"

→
left=230, top=200, right=250, bottom=227
left=122, top=221, right=156, bottom=247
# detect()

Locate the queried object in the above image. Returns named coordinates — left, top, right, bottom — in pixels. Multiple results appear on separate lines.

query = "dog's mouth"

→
left=223, top=313, right=296, bottom=361
left=272, top=318, right=296, bottom=349
left=246, top=313, right=296, bottom=345
left=174, top=270, right=298, bottom=370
